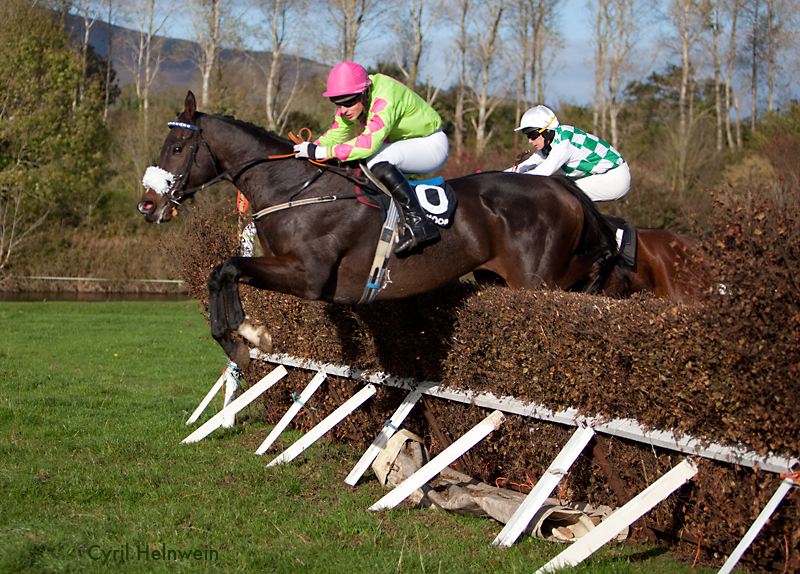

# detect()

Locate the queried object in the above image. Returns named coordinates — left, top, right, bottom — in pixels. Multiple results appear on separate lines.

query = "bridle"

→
left=162, top=116, right=224, bottom=206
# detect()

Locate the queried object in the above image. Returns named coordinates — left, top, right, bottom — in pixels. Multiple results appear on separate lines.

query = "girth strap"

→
left=358, top=200, right=399, bottom=305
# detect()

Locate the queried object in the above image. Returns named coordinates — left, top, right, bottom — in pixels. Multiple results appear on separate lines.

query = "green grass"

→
left=0, top=301, right=737, bottom=573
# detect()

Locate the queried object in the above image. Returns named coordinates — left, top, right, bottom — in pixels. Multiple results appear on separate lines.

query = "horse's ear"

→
left=185, top=91, right=197, bottom=119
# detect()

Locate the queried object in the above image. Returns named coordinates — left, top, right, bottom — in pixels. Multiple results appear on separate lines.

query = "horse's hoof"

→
left=254, top=326, right=273, bottom=353
left=231, top=343, right=251, bottom=371
left=237, top=322, right=273, bottom=354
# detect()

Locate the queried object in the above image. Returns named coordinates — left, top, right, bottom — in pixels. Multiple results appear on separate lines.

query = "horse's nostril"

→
left=138, top=201, right=154, bottom=214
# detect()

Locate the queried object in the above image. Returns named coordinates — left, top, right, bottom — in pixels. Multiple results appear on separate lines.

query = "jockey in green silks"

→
left=507, top=105, right=630, bottom=202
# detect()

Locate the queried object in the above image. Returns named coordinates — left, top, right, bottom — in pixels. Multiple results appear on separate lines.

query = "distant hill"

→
left=63, top=12, right=328, bottom=92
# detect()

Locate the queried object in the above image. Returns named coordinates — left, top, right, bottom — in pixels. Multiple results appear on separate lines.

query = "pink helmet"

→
left=323, top=62, right=371, bottom=97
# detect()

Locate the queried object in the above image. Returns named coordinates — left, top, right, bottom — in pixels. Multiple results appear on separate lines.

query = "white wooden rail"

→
left=185, top=346, right=797, bottom=571
left=267, top=384, right=377, bottom=467
left=255, top=370, right=327, bottom=455
left=493, top=424, right=596, bottom=548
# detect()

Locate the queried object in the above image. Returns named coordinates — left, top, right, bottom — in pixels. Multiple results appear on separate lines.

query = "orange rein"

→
left=289, top=128, right=330, bottom=167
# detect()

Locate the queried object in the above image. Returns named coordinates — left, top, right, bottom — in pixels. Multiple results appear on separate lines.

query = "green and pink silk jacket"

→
left=314, top=74, right=442, bottom=162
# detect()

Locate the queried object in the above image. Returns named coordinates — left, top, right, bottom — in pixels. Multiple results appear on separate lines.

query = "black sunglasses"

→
left=330, top=94, right=362, bottom=108
left=522, top=127, right=544, bottom=139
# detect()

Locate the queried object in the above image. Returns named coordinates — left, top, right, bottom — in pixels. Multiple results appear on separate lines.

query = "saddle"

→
left=355, top=175, right=458, bottom=228
left=602, top=214, right=637, bottom=268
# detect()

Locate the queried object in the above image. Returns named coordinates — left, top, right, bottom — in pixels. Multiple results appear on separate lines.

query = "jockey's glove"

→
left=293, top=142, right=327, bottom=160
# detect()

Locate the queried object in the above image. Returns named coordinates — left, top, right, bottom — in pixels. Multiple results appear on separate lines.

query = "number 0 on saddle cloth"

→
left=357, top=177, right=458, bottom=228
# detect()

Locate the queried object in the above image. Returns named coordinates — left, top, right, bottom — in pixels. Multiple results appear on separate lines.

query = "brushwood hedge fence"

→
left=167, top=186, right=800, bottom=571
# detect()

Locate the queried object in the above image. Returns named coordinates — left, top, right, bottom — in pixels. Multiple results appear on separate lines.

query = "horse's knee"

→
left=207, top=260, right=240, bottom=293
left=208, top=259, right=246, bottom=327
left=207, top=263, right=223, bottom=293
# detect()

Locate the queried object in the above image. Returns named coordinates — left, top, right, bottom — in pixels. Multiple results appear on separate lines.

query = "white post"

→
left=717, top=477, right=797, bottom=574
left=255, top=370, right=327, bottom=455
left=267, top=384, right=378, bottom=467
left=221, top=366, right=240, bottom=428
left=535, top=458, right=698, bottom=574
left=368, top=410, right=505, bottom=512
left=186, top=374, right=224, bottom=425
left=181, top=366, right=288, bottom=444
left=345, top=388, right=423, bottom=487
left=493, top=424, right=596, bottom=547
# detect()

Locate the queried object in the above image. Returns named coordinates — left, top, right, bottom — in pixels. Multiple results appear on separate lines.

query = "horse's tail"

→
left=552, top=175, right=620, bottom=294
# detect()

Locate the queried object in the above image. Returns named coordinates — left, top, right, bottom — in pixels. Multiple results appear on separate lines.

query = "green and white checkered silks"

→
left=553, top=126, right=624, bottom=178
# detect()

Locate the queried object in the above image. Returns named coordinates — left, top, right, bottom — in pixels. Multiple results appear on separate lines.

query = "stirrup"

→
left=394, top=220, right=438, bottom=254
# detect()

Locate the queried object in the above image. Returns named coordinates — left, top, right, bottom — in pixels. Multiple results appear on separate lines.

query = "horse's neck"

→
left=210, top=118, right=288, bottom=167
left=207, top=119, right=305, bottom=207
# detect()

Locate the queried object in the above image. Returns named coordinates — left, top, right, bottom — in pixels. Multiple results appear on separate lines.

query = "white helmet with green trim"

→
left=515, top=105, right=560, bottom=133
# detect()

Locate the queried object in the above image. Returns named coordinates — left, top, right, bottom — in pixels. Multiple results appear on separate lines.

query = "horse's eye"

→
left=172, top=146, right=183, bottom=155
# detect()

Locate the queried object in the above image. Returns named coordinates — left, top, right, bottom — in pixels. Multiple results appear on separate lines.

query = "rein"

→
left=165, top=116, right=298, bottom=203
left=161, top=119, right=372, bottom=218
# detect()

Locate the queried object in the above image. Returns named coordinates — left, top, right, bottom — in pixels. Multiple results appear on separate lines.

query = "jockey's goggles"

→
left=522, top=127, right=546, bottom=139
left=521, top=115, right=557, bottom=139
left=330, top=93, right=362, bottom=107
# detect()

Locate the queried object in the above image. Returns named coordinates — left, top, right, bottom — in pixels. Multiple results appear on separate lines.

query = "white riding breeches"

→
left=574, top=162, right=631, bottom=202
left=366, top=129, right=450, bottom=174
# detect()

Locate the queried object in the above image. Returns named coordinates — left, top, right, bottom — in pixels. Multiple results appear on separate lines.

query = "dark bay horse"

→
left=138, top=92, right=619, bottom=368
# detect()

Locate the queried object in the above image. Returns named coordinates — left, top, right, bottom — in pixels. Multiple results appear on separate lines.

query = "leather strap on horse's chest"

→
left=251, top=195, right=343, bottom=219
left=358, top=200, right=399, bottom=305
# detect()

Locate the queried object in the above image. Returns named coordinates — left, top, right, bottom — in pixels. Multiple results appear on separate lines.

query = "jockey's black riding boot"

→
left=371, top=162, right=439, bottom=254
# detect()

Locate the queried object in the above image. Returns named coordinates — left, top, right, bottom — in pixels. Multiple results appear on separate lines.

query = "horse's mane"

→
left=196, top=111, right=294, bottom=147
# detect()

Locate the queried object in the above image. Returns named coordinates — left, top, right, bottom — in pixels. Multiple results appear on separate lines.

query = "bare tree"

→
left=0, top=180, right=49, bottom=275
left=390, top=0, right=445, bottom=90
left=667, top=0, right=712, bottom=193
left=761, top=0, right=797, bottom=111
left=450, top=0, right=471, bottom=155
left=325, top=0, right=384, bottom=62
left=251, top=0, right=310, bottom=132
left=73, top=0, right=103, bottom=107
left=592, top=0, right=648, bottom=146
left=509, top=0, right=560, bottom=146
left=721, top=0, right=742, bottom=147
left=741, top=0, right=764, bottom=129
left=120, top=0, right=174, bottom=134
left=186, top=0, right=243, bottom=110
left=529, top=0, right=560, bottom=106
left=605, top=0, right=647, bottom=147
left=709, top=0, right=723, bottom=150
left=592, top=0, right=609, bottom=135
left=464, top=0, right=507, bottom=154
left=103, top=0, right=116, bottom=124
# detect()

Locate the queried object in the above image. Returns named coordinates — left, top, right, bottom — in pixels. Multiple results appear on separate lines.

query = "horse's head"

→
left=138, top=91, right=220, bottom=223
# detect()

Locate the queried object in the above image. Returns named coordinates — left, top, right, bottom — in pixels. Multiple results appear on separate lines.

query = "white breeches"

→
left=574, top=162, right=631, bottom=202
left=366, top=129, right=450, bottom=174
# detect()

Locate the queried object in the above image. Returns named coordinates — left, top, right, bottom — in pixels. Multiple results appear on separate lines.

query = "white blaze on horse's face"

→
left=142, top=166, right=177, bottom=196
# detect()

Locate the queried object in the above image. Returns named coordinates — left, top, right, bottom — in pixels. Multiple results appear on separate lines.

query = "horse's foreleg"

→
left=207, top=260, right=272, bottom=370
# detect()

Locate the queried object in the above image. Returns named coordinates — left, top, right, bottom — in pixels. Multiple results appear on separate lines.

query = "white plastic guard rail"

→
left=251, top=350, right=798, bottom=476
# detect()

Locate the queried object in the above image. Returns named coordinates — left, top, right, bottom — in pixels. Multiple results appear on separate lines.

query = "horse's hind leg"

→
left=207, top=259, right=272, bottom=370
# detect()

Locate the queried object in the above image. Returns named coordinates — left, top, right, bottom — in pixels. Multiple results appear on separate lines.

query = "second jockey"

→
left=506, top=105, right=630, bottom=202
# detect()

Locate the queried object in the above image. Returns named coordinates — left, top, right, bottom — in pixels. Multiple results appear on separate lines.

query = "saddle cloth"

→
left=356, top=176, right=458, bottom=228
left=602, top=214, right=637, bottom=268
